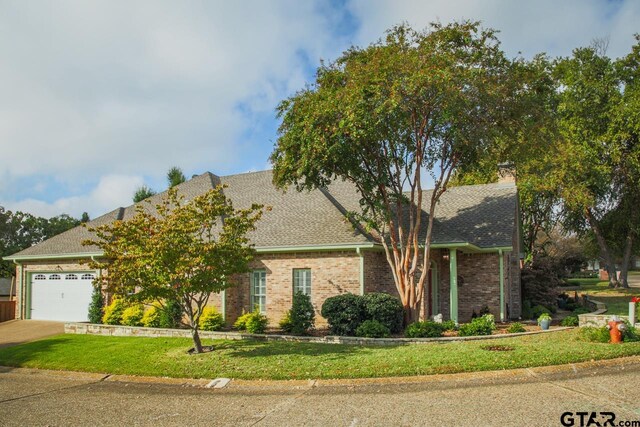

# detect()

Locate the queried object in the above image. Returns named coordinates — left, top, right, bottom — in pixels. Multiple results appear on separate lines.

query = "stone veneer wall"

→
left=224, top=251, right=361, bottom=326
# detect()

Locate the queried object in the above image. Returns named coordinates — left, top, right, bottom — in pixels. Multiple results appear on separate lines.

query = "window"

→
left=81, top=273, right=95, bottom=280
left=34, top=274, right=46, bottom=280
left=65, top=274, right=78, bottom=280
left=250, top=270, right=266, bottom=313
left=293, top=269, right=311, bottom=296
left=49, top=274, right=61, bottom=280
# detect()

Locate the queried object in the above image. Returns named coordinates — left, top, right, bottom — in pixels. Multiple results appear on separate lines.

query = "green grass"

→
left=0, top=331, right=639, bottom=380
left=567, top=277, right=640, bottom=315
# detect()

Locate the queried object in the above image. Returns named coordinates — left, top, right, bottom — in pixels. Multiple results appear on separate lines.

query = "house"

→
left=4, top=170, right=522, bottom=324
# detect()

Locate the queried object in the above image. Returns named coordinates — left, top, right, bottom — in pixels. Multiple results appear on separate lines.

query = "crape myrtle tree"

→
left=271, top=22, right=530, bottom=323
left=85, top=186, right=265, bottom=353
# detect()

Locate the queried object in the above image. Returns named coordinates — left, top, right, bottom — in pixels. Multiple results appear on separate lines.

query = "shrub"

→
left=141, top=304, right=162, bottom=328
left=561, top=315, right=579, bottom=327
left=234, top=310, right=268, bottom=333
left=245, top=311, right=268, bottom=334
left=234, top=311, right=251, bottom=330
left=579, top=326, right=610, bottom=343
left=530, top=305, right=551, bottom=320
left=121, top=304, right=145, bottom=326
left=521, top=257, right=561, bottom=309
left=158, top=299, right=183, bottom=329
left=623, top=321, right=640, bottom=342
left=572, top=307, right=591, bottom=315
left=405, top=321, right=446, bottom=338
left=362, top=293, right=404, bottom=333
left=441, top=320, right=457, bottom=331
left=284, top=292, right=315, bottom=335
left=521, top=300, right=533, bottom=320
left=87, top=286, right=104, bottom=324
left=507, top=322, right=526, bottom=333
left=356, top=320, right=390, bottom=338
left=102, top=298, right=126, bottom=325
left=321, top=293, right=366, bottom=336
left=199, top=306, right=225, bottom=331
left=279, top=312, right=292, bottom=332
left=458, top=314, right=496, bottom=337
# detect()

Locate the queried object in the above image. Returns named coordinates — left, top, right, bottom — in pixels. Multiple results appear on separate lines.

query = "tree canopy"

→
left=0, top=208, right=81, bottom=277
left=271, top=22, right=533, bottom=322
left=85, top=186, right=265, bottom=353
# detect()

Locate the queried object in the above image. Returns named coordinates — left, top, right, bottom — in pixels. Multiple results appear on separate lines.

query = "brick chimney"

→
left=497, top=163, right=516, bottom=184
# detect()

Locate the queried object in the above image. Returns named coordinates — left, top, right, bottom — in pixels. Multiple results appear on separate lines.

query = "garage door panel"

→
left=31, top=273, right=95, bottom=322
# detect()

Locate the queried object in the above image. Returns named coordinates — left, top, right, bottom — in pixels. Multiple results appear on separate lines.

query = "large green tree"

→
left=271, top=22, right=528, bottom=322
left=553, top=38, right=640, bottom=287
left=85, top=187, right=264, bottom=353
left=0, top=208, right=81, bottom=277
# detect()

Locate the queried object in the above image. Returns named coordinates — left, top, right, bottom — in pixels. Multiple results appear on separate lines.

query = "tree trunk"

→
left=585, top=208, right=620, bottom=287
left=191, top=327, right=203, bottom=354
left=620, top=233, right=634, bottom=288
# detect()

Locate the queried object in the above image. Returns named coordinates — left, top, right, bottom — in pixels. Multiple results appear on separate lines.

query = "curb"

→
left=3, top=355, right=640, bottom=391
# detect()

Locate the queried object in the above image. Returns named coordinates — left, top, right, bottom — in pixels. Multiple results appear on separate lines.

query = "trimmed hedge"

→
left=321, top=292, right=404, bottom=336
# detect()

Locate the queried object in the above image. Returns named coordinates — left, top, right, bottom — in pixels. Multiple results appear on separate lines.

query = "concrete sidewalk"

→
left=0, top=320, right=64, bottom=349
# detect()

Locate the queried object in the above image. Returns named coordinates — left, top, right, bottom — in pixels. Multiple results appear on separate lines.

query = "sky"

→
left=1, top=0, right=639, bottom=220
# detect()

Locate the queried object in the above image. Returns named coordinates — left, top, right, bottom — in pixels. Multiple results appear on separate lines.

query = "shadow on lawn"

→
left=0, top=335, right=72, bottom=368
left=212, top=339, right=404, bottom=359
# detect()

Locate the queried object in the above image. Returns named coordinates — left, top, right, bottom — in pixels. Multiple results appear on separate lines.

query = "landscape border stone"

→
left=65, top=322, right=571, bottom=346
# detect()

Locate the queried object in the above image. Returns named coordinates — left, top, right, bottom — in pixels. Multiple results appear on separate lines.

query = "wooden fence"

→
left=0, top=301, right=16, bottom=323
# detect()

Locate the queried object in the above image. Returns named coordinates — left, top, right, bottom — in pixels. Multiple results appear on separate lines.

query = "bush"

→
left=561, top=315, right=579, bottom=327
left=279, top=312, right=292, bottom=332
left=530, top=305, right=551, bottom=320
left=579, top=326, right=610, bottom=343
left=121, top=304, right=145, bottom=326
left=356, top=320, right=390, bottom=338
left=405, top=321, right=446, bottom=338
left=102, top=298, right=126, bottom=325
left=234, top=310, right=268, bottom=334
left=623, top=321, right=640, bottom=342
left=283, top=292, right=315, bottom=335
left=521, top=257, right=561, bottom=309
left=458, top=314, right=496, bottom=337
left=362, top=293, right=404, bottom=334
left=158, top=299, right=183, bottom=328
left=199, top=306, right=225, bottom=331
left=245, top=311, right=268, bottom=334
left=141, top=304, right=162, bottom=328
left=321, top=293, right=366, bottom=336
left=87, top=286, right=104, bottom=324
left=521, top=300, right=533, bottom=320
left=507, top=322, right=526, bottom=333
left=572, top=307, right=591, bottom=315
left=441, top=320, right=457, bottom=331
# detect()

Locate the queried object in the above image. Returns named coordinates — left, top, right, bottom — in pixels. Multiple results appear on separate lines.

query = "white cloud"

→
left=347, top=0, right=640, bottom=59
left=4, top=175, right=143, bottom=219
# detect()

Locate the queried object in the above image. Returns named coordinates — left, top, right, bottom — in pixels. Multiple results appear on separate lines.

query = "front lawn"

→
left=0, top=331, right=639, bottom=380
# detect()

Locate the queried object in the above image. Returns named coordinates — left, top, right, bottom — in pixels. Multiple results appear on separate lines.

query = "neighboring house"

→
left=0, top=277, right=13, bottom=301
left=4, top=170, right=522, bottom=324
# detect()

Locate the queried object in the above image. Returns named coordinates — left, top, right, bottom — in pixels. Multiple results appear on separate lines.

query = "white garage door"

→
left=31, top=272, right=96, bottom=321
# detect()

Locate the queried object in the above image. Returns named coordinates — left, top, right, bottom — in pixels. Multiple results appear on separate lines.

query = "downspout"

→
left=13, top=260, right=24, bottom=319
left=449, top=249, right=458, bottom=325
left=221, top=289, right=227, bottom=321
left=356, top=247, right=364, bottom=295
left=499, top=250, right=505, bottom=322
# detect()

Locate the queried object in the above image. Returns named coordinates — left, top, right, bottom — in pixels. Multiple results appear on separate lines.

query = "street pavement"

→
left=1, top=358, right=640, bottom=426
left=0, top=320, right=64, bottom=349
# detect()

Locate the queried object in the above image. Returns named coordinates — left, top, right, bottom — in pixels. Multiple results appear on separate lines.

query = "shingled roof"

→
left=6, top=170, right=517, bottom=259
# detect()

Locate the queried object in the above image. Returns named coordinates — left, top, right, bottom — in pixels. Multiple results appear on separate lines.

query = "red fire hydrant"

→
left=606, top=316, right=626, bottom=344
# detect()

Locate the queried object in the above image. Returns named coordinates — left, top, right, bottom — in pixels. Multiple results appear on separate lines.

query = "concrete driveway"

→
left=0, top=320, right=64, bottom=349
